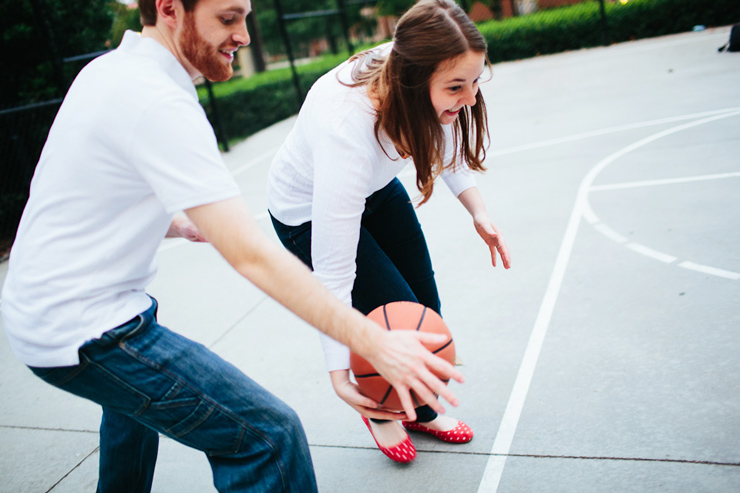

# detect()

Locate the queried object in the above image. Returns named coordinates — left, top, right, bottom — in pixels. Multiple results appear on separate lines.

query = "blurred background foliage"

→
left=0, top=0, right=117, bottom=107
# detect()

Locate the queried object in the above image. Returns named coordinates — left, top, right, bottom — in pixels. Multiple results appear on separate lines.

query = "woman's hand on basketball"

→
left=329, top=370, right=409, bottom=420
left=368, top=330, right=465, bottom=421
left=473, top=214, right=511, bottom=269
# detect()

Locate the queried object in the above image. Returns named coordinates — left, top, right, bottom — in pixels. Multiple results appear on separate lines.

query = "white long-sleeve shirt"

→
left=267, top=44, right=476, bottom=371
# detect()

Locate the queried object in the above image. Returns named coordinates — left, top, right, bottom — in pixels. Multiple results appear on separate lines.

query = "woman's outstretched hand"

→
left=473, top=214, right=511, bottom=269
left=457, top=187, right=511, bottom=269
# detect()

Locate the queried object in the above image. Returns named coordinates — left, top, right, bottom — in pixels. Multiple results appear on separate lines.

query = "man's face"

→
left=178, top=0, right=250, bottom=81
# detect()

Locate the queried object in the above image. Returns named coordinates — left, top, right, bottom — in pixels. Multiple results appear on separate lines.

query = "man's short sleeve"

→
left=131, top=94, right=240, bottom=213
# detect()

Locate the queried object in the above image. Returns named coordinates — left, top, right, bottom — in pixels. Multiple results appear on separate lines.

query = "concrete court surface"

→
left=1, top=26, right=739, bottom=492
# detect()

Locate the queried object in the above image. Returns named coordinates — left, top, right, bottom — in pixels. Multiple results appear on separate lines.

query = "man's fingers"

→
left=414, top=332, right=465, bottom=384
left=409, top=379, right=448, bottom=414
left=414, top=365, right=460, bottom=409
left=396, top=388, right=417, bottom=422
left=391, top=350, right=462, bottom=411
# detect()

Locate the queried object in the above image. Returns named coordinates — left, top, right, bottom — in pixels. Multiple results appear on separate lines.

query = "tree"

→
left=110, top=1, right=143, bottom=49
left=0, top=0, right=114, bottom=107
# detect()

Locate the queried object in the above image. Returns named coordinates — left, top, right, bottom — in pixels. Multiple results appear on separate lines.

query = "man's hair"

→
left=345, top=0, right=489, bottom=205
left=139, top=0, right=200, bottom=26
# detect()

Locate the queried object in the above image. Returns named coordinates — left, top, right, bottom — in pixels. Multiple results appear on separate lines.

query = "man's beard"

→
left=180, top=13, right=233, bottom=82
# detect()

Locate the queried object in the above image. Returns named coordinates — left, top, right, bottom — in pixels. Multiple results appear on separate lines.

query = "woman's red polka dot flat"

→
left=402, top=419, right=474, bottom=443
left=362, top=416, right=416, bottom=463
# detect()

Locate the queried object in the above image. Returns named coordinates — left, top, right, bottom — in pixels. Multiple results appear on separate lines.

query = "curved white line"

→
left=590, top=172, right=740, bottom=192
left=489, top=108, right=740, bottom=158
left=678, top=262, right=740, bottom=280
left=625, top=243, right=677, bottom=263
left=478, top=109, right=740, bottom=492
left=584, top=112, right=740, bottom=279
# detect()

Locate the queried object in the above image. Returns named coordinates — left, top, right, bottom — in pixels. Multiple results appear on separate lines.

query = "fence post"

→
left=273, top=0, right=304, bottom=106
left=336, top=0, right=354, bottom=56
left=204, top=80, right=230, bottom=152
left=246, top=11, right=267, bottom=73
left=597, top=0, right=609, bottom=46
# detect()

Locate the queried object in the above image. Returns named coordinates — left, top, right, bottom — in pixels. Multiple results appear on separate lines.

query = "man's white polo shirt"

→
left=1, top=31, right=241, bottom=367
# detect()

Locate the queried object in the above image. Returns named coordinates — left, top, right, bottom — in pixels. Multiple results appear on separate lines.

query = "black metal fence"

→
left=0, top=100, right=62, bottom=254
left=272, top=0, right=376, bottom=101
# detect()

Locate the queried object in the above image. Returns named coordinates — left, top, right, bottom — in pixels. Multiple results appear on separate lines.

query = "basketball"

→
left=350, top=301, right=455, bottom=411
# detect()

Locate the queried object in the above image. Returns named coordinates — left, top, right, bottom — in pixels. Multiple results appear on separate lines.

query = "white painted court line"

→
left=581, top=200, right=599, bottom=225
left=678, top=261, right=740, bottom=280
left=625, top=243, right=677, bottom=263
left=478, top=176, right=586, bottom=493
left=489, top=108, right=740, bottom=158
left=478, top=109, right=740, bottom=492
left=590, top=172, right=740, bottom=192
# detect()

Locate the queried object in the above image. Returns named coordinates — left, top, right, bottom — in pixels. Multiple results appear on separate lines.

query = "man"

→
left=0, top=0, right=463, bottom=491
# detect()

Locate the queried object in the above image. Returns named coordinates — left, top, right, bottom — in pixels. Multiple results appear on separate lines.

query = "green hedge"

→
left=480, top=0, right=740, bottom=63
left=203, top=0, right=739, bottom=145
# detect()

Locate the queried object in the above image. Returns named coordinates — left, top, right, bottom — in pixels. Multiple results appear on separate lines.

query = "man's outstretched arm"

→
left=185, top=197, right=464, bottom=420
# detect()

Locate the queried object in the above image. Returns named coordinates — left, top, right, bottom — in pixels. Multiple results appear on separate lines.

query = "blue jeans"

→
left=30, top=298, right=317, bottom=493
left=270, top=178, right=440, bottom=423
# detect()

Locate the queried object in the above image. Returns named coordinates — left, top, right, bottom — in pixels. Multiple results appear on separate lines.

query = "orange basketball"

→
left=350, top=301, right=455, bottom=412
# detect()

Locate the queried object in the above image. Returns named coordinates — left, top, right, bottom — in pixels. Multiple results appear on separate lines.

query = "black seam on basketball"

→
left=353, top=372, right=381, bottom=379
left=382, top=305, right=391, bottom=330
left=411, top=390, right=420, bottom=408
left=380, top=384, right=393, bottom=405
left=415, top=307, right=426, bottom=331
left=432, top=339, right=453, bottom=354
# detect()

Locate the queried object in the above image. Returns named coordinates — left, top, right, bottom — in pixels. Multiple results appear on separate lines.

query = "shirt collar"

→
left=119, top=30, right=198, bottom=101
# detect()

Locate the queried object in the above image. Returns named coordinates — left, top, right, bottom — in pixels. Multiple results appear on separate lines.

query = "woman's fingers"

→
left=360, top=407, right=409, bottom=421
left=476, top=219, right=511, bottom=269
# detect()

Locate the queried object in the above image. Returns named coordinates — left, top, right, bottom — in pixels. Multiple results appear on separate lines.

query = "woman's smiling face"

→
left=428, top=50, right=486, bottom=125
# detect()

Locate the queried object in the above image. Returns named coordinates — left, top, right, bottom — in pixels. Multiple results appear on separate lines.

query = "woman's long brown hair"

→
left=343, top=0, right=490, bottom=205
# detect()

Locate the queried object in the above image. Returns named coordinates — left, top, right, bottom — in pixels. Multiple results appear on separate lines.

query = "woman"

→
left=267, top=0, right=511, bottom=463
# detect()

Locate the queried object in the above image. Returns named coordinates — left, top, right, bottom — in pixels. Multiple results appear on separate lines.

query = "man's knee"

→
left=272, top=404, right=307, bottom=445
